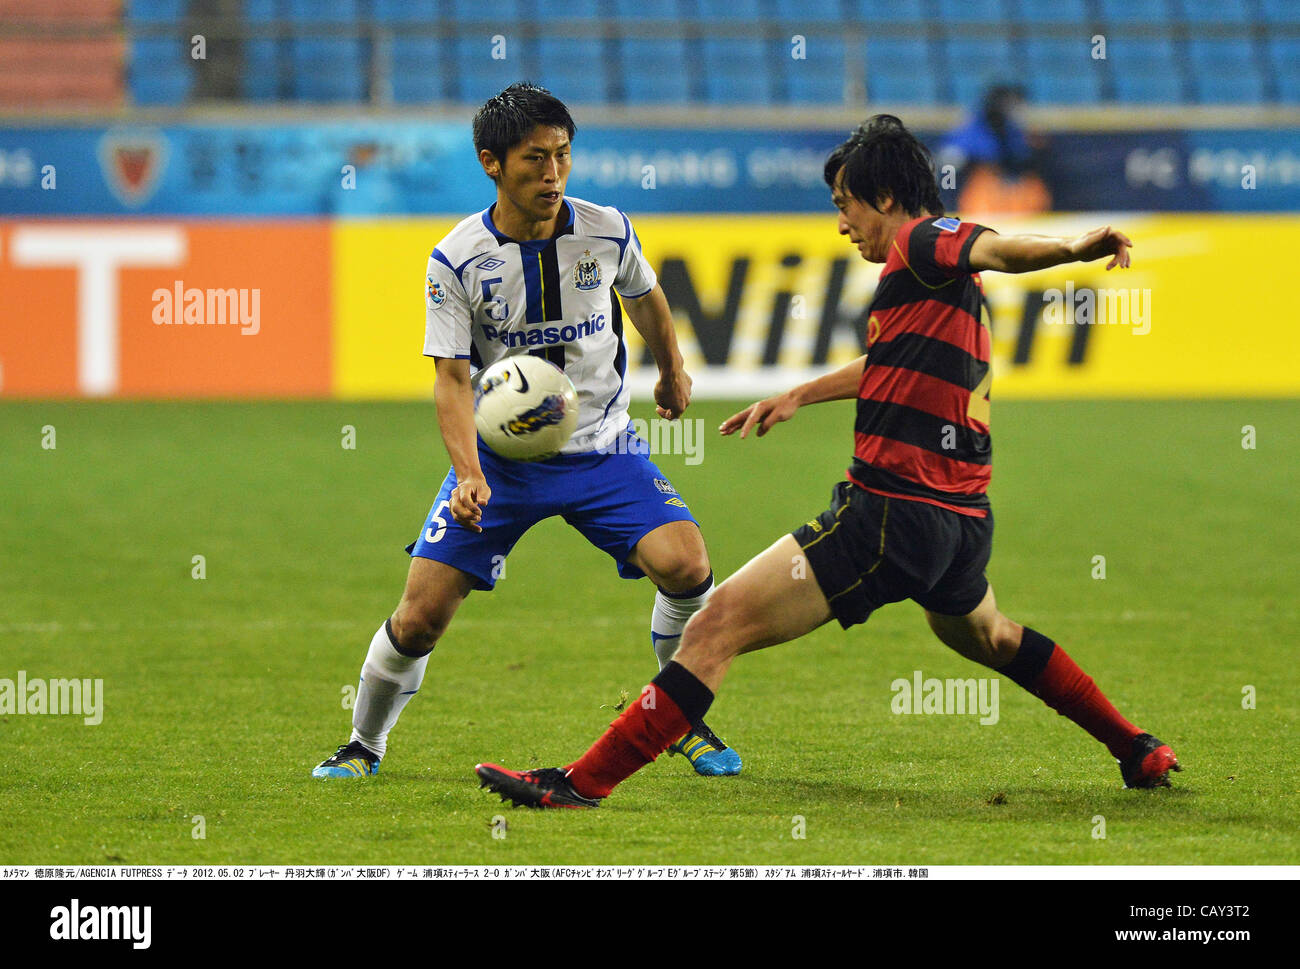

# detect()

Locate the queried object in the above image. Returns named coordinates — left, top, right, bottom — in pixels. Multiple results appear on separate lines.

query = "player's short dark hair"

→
left=472, top=82, right=576, bottom=178
left=823, top=114, right=944, bottom=217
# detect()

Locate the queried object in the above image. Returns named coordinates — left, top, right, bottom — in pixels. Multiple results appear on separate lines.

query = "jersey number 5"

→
left=481, top=277, right=510, bottom=322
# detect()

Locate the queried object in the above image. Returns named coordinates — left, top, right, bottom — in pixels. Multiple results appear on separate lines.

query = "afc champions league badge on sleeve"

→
left=573, top=249, right=602, bottom=291
left=426, top=275, right=446, bottom=308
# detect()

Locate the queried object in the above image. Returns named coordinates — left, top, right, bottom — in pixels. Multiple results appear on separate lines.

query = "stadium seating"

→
left=782, top=35, right=848, bottom=104
left=618, top=38, right=693, bottom=103
left=18, top=0, right=1282, bottom=110
left=701, top=38, right=774, bottom=105
left=1178, top=0, right=1253, bottom=24
left=1186, top=38, right=1266, bottom=105
left=773, top=0, right=843, bottom=24
left=865, top=37, right=940, bottom=104
left=1009, top=0, right=1091, bottom=24
left=1266, top=38, right=1300, bottom=102
left=389, top=37, right=447, bottom=104
left=451, top=34, right=532, bottom=104
left=289, top=37, right=367, bottom=102
left=933, top=0, right=1006, bottom=26
left=536, top=36, right=611, bottom=105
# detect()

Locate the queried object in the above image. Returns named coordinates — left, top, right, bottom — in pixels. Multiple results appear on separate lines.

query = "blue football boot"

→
left=669, top=721, right=742, bottom=776
left=312, top=740, right=381, bottom=778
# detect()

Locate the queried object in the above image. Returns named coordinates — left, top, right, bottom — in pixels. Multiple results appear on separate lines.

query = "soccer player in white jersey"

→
left=312, top=83, right=740, bottom=781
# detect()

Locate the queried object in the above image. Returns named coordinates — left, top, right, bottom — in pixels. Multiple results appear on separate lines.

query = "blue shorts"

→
left=406, top=424, right=698, bottom=591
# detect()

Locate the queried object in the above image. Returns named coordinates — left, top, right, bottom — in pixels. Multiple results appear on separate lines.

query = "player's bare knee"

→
left=653, top=551, right=712, bottom=597
left=990, top=615, right=1025, bottom=667
left=682, top=585, right=749, bottom=656
left=389, top=602, right=452, bottom=655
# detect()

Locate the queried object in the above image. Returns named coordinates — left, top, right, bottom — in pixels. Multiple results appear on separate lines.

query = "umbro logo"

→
left=477, top=256, right=506, bottom=271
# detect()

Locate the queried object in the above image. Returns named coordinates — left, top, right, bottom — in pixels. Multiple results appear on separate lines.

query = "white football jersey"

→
left=424, top=196, right=657, bottom=455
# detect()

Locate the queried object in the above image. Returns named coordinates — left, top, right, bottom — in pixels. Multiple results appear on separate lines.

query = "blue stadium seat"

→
left=1113, top=72, right=1184, bottom=103
left=782, top=35, right=847, bottom=104
left=1097, top=0, right=1175, bottom=24
left=286, top=0, right=359, bottom=22
left=130, top=37, right=193, bottom=105
left=611, top=0, right=683, bottom=20
left=1106, top=33, right=1183, bottom=103
left=934, top=0, right=1006, bottom=25
left=1021, top=37, right=1105, bottom=104
left=865, top=37, right=939, bottom=104
left=1026, top=71, right=1102, bottom=105
left=126, top=0, right=187, bottom=22
left=448, top=0, right=526, bottom=21
left=1177, top=0, right=1251, bottom=23
left=1107, top=33, right=1177, bottom=68
left=697, top=0, right=763, bottom=21
left=1265, top=36, right=1300, bottom=82
left=244, top=0, right=278, bottom=23
left=1022, top=36, right=1099, bottom=70
left=940, top=35, right=1017, bottom=80
left=701, top=39, right=773, bottom=104
left=1261, top=0, right=1300, bottom=24
left=452, top=35, right=532, bottom=103
left=618, top=38, right=692, bottom=102
left=373, top=0, right=439, bottom=23
left=848, top=0, right=927, bottom=24
left=536, top=36, right=610, bottom=104
left=1191, top=73, right=1266, bottom=104
left=290, top=38, right=367, bottom=102
left=244, top=38, right=285, bottom=101
left=390, top=37, right=446, bottom=103
left=1186, top=38, right=1263, bottom=104
left=1186, top=37, right=1256, bottom=70
left=773, top=0, right=844, bottom=23
left=1009, top=0, right=1090, bottom=23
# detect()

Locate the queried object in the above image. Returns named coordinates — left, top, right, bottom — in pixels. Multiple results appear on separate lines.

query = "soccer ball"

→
left=474, top=355, right=579, bottom=461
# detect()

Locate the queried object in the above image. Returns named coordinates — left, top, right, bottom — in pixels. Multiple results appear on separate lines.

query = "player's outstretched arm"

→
left=623, top=284, right=692, bottom=420
left=721, top=354, right=867, bottom=439
left=968, top=225, right=1133, bottom=274
left=433, top=356, right=491, bottom=532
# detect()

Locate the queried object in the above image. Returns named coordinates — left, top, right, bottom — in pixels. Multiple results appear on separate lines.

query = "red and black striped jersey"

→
left=849, top=215, right=994, bottom=517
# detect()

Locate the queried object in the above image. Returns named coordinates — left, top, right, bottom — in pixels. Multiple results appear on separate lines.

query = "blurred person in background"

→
left=938, top=84, right=1052, bottom=214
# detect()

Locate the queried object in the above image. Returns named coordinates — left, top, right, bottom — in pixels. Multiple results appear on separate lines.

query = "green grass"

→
left=2, top=398, right=1297, bottom=865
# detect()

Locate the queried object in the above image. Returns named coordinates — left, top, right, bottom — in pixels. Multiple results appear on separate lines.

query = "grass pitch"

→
left=2, top=398, right=1297, bottom=866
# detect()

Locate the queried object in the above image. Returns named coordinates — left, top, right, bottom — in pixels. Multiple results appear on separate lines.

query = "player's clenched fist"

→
left=654, top=366, right=692, bottom=421
left=450, top=476, right=491, bottom=532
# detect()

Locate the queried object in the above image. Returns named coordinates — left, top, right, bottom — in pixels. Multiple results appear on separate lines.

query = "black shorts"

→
left=791, top=480, right=993, bottom=629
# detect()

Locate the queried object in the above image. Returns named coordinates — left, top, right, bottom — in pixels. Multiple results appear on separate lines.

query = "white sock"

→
left=349, top=620, right=430, bottom=760
left=650, top=574, right=715, bottom=670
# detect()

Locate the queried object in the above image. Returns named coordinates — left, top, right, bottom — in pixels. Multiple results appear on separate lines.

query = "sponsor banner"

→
left=4, top=215, right=1293, bottom=400
left=2, top=124, right=1298, bottom=216
left=0, top=221, right=331, bottom=397
left=332, top=214, right=1300, bottom=402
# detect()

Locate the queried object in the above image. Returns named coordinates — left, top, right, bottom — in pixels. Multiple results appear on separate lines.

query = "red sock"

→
left=566, top=690, right=690, bottom=798
left=1003, top=627, right=1143, bottom=759
left=566, top=662, right=714, bottom=798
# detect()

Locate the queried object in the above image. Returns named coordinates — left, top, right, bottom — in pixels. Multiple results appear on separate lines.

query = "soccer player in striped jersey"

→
left=312, top=84, right=740, bottom=781
left=476, top=114, right=1179, bottom=809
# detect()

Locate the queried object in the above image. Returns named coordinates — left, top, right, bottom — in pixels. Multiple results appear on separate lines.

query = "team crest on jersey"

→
left=572, top=249, right=602, bottom=291
left=653, top=478, right=678, bottom=495
left=427, top=276, right=446, bottom=307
